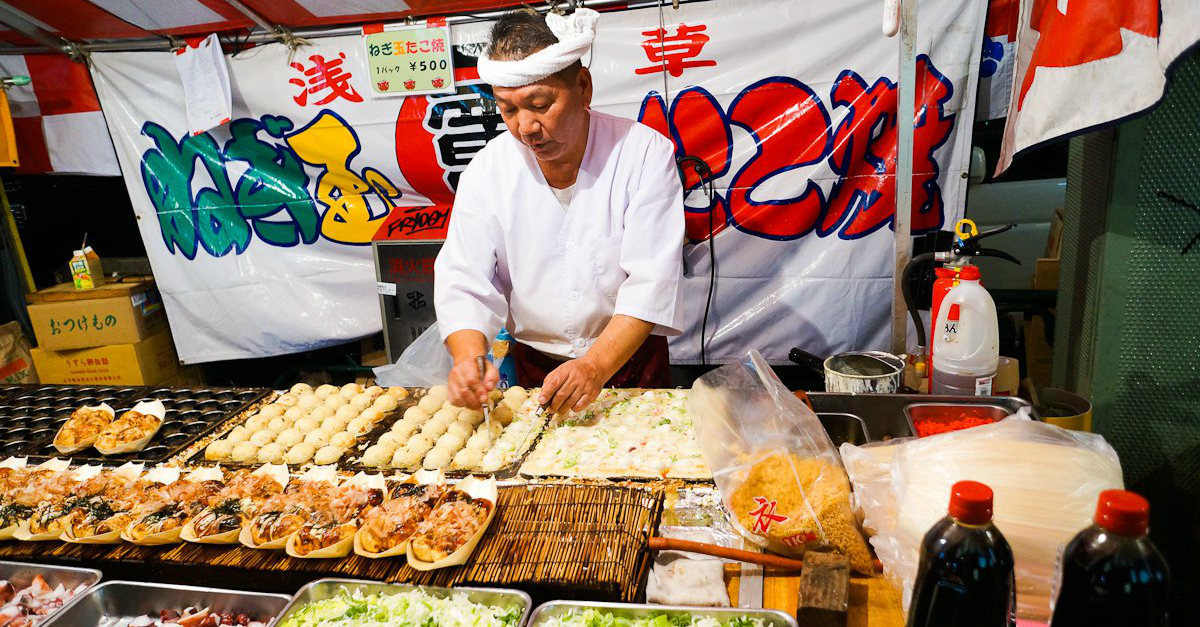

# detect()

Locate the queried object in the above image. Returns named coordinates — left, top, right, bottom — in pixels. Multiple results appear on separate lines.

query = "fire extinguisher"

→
left=902, top=219, right=1020, bottom=377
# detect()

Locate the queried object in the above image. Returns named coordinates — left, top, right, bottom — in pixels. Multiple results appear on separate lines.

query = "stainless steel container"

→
left=528, top=601, right=797, bottom=627
left=822, top=351, right=904, bottom=394
left=268, top=578, right=533, bottom=627
left=0, top=560, right=102, bottom=625
left=808, top=392, right=1035, bottom=442
left=43, top=581, right=290, bottom=627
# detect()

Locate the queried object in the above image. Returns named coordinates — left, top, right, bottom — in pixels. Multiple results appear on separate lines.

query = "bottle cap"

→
left=958, top=265, right=981, bottom=280
left=948, top=480, right=993, bottom=525
left=1094, top=490, right=1149, bottom=537
left=934, top=267, right=958, bottom=278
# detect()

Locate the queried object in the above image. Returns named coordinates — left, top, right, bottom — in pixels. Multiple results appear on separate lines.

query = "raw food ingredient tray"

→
left=269, top=578, right=532, bottom=627
left=43, top=580, right=290, bottom=627
left=0, top=559, right=102, bottom=625
left=528, top=601, right=798, bottom=627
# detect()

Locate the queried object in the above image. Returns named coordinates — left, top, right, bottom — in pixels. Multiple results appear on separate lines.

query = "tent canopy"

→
left=0, top=0, right=539, bottom=48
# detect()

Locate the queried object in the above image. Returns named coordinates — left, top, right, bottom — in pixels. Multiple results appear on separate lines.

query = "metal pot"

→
left=788, top=348, right=904, bottom=394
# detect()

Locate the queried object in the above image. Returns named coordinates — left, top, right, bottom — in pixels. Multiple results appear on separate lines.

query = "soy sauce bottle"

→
left=1049, top=490, right=1170, bottom=627
left=906, top=480, right=1016, bottom=627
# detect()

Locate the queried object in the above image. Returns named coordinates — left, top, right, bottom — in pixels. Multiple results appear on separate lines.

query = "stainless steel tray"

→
left=43, top=581, right=291, bottom=627
left=0, top=560, right=102, bottom=625
left=807, top=392, right=1035, bottom=442
left=268, top=578, right=533, bottom=627
left=528, top=601, right=798, bottom=627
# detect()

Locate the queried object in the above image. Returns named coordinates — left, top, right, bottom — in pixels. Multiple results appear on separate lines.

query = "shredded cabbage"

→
left=278, top=588, right=523, bottom=627
left=539, top=609, right=768, bottom=627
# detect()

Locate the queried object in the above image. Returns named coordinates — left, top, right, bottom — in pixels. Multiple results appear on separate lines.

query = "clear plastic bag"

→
left=688, top=350, right=873, bottom=573
left=840, top=410, right=1124, bottom=621
left=372, top=323, right=453, bottom=387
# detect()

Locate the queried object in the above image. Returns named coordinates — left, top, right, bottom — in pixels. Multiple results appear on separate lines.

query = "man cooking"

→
left=434, top=8, right=684, bottom=414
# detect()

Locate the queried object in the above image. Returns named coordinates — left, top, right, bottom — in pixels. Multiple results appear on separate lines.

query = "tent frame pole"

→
left=0, top=0, right=718, bottom=55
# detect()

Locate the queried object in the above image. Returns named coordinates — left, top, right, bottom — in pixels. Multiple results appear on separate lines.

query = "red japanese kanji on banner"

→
left=636, top=23, right=717, bottom=77
left=290, top=53, right=364, bottom=106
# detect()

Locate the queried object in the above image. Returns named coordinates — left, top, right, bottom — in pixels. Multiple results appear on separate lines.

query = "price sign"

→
left=363, top=24, right=455, bottom=96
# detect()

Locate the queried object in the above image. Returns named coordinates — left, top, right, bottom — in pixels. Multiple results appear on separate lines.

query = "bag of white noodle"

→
left=839, top=411, right=1123, bottom=621
left=688, top=350, right=873, bottom=573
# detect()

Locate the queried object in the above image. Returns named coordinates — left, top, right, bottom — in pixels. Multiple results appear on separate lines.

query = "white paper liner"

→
left=184, top=466, right=223, bottom=483
left=53, top=403, right=115, bottom=455
left=0, top=457, right=27, bottom=470
left=36, top=458, right=70, bottom=472
left=72, top=464, right=105, bottom=481
left=298, top=465, right=339, bottom=485
left=141, top=466, right=181, bottom=485
left=344, top=472, right=385, bottom=492
left=251, top=463, right=289, bottom=489
left=406, top=476, right=498, bottom=570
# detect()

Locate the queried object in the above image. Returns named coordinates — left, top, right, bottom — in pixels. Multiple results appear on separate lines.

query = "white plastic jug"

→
left=931, top=266, right=999, bottom=396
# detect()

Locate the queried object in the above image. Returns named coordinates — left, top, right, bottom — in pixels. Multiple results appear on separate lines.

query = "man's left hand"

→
left=540, top=354, right=608, bottom=414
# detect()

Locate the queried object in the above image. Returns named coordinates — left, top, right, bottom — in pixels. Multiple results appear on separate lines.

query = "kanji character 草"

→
left=636, top=24, right=717, bottom=77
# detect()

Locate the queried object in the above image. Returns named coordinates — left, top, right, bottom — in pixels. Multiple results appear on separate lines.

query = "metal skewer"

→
left=475, top=355, right=492, bottom=430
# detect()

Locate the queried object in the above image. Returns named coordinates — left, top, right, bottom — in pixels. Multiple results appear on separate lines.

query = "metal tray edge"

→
left=527, top=601, right=798, bottom=627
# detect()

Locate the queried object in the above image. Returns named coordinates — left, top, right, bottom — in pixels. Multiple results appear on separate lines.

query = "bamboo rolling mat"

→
left=0, top=484, right=663, bottom=602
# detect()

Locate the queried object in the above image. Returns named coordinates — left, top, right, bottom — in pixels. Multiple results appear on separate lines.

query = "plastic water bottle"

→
left=931, top=266, right=998, bottom=395
left=906, top=480, right=1016, bottom=627
left=1049, top=490, right=1170, bottom=627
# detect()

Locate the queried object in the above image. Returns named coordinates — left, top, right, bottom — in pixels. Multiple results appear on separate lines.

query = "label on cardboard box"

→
left=28, top=291, right=167, bottom=350
left=30, top=330, right=178, bottom=386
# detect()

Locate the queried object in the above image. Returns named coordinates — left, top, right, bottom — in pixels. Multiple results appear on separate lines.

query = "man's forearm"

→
left=586, top=315, right=654, bottom=381
left=446, top=329, right=489, bottom=364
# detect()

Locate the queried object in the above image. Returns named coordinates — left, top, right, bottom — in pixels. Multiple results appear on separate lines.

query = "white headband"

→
left=477, top=8, right=599, bottom=87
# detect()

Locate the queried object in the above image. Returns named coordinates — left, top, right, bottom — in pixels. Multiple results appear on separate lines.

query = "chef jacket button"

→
left=565, top=240, right=575, bottom=250
left=569, top=291, right=580, bottom=301
left=573, top=338, right=586, bottom=348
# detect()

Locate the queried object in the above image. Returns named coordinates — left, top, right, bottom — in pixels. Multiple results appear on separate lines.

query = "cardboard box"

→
left=26, top=279, right=166, bottom=351
left=30, top=330, right=178, bottom=386
left=1033, top=258, right=1060, bottom=291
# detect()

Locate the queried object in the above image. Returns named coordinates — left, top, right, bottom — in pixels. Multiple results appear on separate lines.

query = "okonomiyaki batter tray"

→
left=520, top=389, right=711, bottom=480
left=0, top=386, right=142, bottom=458
left=18, top=386, right=271, bottom=463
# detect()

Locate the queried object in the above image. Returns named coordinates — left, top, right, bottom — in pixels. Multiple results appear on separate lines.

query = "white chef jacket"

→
left=434, top=110, right=684, bottom=360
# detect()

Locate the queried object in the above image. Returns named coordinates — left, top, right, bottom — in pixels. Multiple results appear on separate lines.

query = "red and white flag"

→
left=977, top=0, right=1019, bottom=121
left=0, top=53, right=119, bottom=176
left=997, top=0, right=1200, bottom=173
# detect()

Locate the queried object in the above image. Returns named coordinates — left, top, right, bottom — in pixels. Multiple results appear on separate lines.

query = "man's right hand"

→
left=445, top=330, right=497, bottom=409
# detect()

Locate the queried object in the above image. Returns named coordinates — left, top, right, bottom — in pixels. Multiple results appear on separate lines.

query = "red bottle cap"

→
left=948, top=480, right=993, bottom=525
left=958, top=265, right=981, bottom=280
left=1094, top=490, right=1150, bottom=537
left=934, top=267, right=957, bottom=278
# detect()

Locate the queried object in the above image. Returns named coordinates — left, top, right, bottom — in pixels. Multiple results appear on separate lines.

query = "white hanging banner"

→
left=89, top=0, right=985, bottom=364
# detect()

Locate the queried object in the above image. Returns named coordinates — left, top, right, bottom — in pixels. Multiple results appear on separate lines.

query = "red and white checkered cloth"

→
left=0, top=53, right=119, bottom=175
